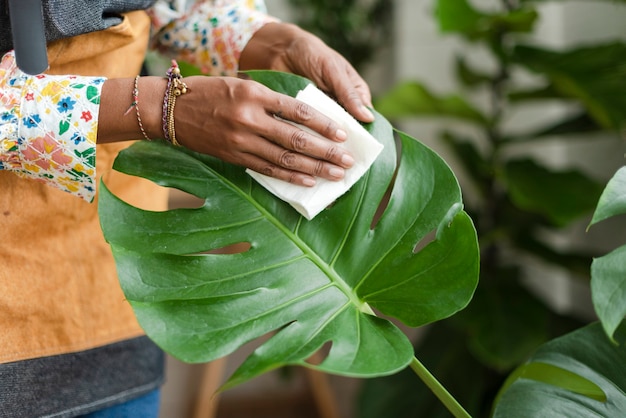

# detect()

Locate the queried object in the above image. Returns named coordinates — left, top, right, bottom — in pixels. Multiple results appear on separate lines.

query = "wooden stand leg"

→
left=304, top=352, right=341, bottom=418
left=193, top=357, right=228, bottom=418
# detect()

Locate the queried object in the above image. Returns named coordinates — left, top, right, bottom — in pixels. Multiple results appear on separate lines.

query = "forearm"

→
left=97, top=77, right=167, bottom=144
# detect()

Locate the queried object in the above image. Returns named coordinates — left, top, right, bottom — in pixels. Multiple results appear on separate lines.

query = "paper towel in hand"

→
left=246, top=83, right=384, bottom=220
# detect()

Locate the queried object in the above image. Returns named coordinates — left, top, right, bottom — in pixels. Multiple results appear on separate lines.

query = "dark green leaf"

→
left=435, top=0, right=484, bottom=35
left=441, top=131, right=492, bottom=195
left=589, top=166, right=626, bottom=341
left=492, top=8, right=538, bottom=33
left=435, top=0, right=538, bottom=40
left=504, top=112, right=603, bottom=142
left=503, top=159, right=604, bottom=227
left=493, top=322, right=626, bottom=418
left=512, top=232, right=594, bottom=277
left=358, top=324, right=490, bottom=418
left=500, top=362, right=606, bottom=402
left=177, top=60, right=203, bottom=76
left=590, top=166, right=626, bottom=226
left=512, top=42, right=626, bottom=130
left=508, top=84, right=566, bottom=101
left=455, top=56, right=493, bottom=88
left=591, top=245, right=626, bottom=343
left=374, top=81, right=488, bottom=125
left=98, top=71, right=480, bottom=389
left=455, top=275, right=549, bottom=371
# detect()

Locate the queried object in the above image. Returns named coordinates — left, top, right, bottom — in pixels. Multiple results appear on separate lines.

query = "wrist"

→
left=137, top=76, right=168, bottom=140
left=98, top=76, right=167, bottom=143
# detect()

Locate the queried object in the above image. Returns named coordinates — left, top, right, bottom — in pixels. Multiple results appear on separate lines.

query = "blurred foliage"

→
left=281, top=0, right=626, bottom=415
left=364, top=0, right=626, bottom=416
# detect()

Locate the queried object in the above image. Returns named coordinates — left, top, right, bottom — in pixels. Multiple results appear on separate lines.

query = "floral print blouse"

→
left=0, top=0, right=276, bottom=202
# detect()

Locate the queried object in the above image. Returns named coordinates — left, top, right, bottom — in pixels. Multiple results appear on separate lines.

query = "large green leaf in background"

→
left=503, top=159, right=605, bottom=227
left=589, top=166, right=626, bottom=342
left=512, top=42, right=626, bottom=130
left=435, top=0, right=538, bottom=40
left=99, top=71, right=479, bottom=389
left=374, top=80, right=488, bottom=126
left=492, top=322, right=626, bottom=418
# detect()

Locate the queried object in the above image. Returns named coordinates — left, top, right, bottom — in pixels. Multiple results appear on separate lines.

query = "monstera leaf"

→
left=98, top=71, right=479, bottom=392
left=493, top=322, right=626, bottom=418
left=589, top=166, right=626, bottom=342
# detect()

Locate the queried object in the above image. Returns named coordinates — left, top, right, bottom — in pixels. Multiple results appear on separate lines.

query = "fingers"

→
left=252, top=110, right=356, bottom=183
left=324, top=65, right=375, bottom=123
left=338, top=88, right=375, bottom=123
left=235, top=94, right=356, bottom=185
left=261, top=94, right=357, bottom=166
left=240, top=139, right=348, bottom=187
left=270, top=97, right=346, bottom=142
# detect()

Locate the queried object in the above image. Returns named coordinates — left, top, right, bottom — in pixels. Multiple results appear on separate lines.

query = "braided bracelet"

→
left=162, top=60, right=189, bottom=146
left=124, top=75, right=151, bottom=141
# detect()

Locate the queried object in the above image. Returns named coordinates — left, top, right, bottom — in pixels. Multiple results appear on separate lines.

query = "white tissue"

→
left=246, top=84, right=384, bottom=220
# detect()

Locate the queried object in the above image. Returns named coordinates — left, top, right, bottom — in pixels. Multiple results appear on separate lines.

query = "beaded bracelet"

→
left=124, top=75, right=151, bottom=141
left=162, top=60, right=189, bottom=146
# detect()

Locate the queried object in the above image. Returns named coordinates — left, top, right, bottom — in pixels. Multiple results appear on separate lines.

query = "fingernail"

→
left=336, top=129, right=347, bottom=141
left=361, top=105, right=374, bottom=120
left=329, top=167, right=344, bottom=179
left=302, top=177, right=316, bottom=187
left=341, top=153, right=355, bottom=166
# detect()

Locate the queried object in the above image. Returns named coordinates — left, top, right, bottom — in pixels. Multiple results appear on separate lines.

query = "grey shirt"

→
left=0, top=0, right=157, bottom=54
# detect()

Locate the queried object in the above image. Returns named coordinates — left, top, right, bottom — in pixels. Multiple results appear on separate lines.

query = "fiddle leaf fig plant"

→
left=99, top=71, right=480, bottom=416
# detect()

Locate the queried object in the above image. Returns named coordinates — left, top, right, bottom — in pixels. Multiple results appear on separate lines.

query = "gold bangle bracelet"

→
left=163, top=61, right=189, bottom=146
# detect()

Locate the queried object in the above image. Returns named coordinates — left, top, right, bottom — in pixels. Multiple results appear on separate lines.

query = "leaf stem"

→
left=409, top=356, right=472, bottom=418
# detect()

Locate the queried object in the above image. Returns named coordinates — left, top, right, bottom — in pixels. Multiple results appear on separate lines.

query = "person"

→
left=0, top=0, right=375, bottom=416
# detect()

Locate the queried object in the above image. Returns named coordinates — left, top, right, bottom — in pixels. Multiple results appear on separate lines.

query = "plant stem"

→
left=409, top=356, right=472, bottom=418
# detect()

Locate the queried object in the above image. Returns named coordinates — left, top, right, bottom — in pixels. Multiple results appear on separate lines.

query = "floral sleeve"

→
left=149, top=0, right=278, bottom=76
left=0, top=52, right=104, bottom=202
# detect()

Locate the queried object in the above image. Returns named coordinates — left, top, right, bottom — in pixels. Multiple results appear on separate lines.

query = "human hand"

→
left=172, top=75, right=355, bottom=187
left=239, top=22, right=375, bottom=124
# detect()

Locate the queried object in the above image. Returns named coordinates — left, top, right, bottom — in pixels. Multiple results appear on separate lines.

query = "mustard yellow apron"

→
left=0, top=10, right=169, bottom=363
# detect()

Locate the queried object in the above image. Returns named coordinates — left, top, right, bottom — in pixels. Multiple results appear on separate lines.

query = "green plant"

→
left=100, top=0, right=626, bottom=414
left=360, top=0, right=626, bottom=416
left=490, top=165, right=626, bottom=416
left=99, top=71, right=480, bottom=417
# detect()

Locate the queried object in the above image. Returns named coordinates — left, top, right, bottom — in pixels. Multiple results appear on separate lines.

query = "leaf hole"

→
left=305, top=341, right=333, bottom=366
left=103, top=170, right=174, bottom=211
left=413, top=229, right=437, bottom=254
left=168, top=189, right=206, bottom=209
left=191, top=242, right=252, bottom=255
left=370, top=133, right=402, bottom=229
